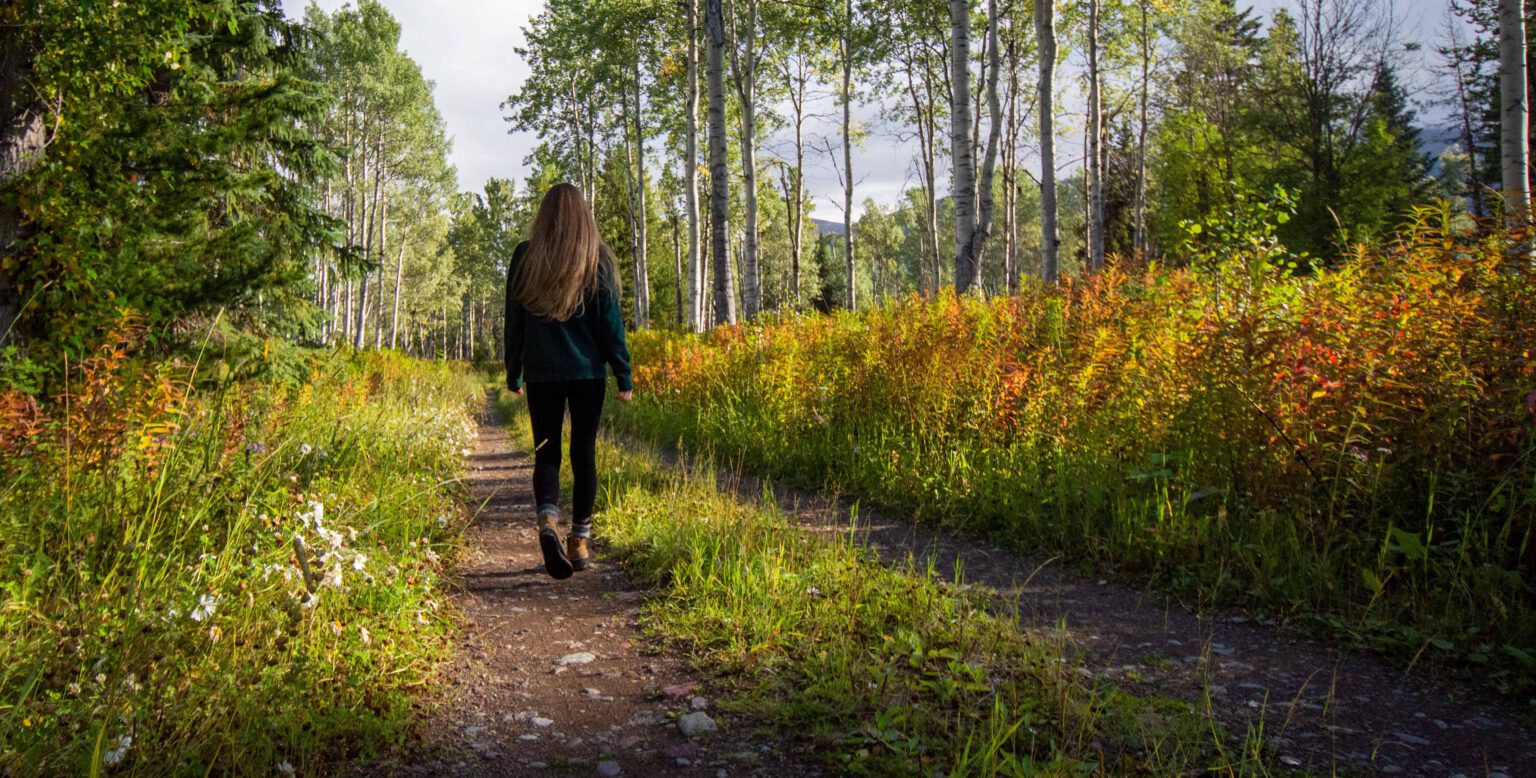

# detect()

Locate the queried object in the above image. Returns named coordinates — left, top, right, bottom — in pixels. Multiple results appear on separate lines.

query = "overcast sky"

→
left=281, top=0, right=1456, bottom=220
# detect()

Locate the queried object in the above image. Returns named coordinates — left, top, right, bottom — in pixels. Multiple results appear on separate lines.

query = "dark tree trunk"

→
left=0, top=36, right=45, bottom=346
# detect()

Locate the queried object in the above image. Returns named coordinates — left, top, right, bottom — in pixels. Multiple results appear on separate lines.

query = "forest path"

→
left=390, top=396, right=812, bottom=778
left=619, top=438, right=1536, bottom=778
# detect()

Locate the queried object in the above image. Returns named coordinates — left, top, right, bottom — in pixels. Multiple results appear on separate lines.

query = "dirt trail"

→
left=388, top=399, right=814, bottom=778
left=630, top=441, right=1535, bottom=778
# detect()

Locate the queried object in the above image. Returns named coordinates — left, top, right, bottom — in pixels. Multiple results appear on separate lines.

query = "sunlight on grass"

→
left=610, top=215, right=1536, bottom=684
left=0, top=341, right=480, bottom=776
left=497, top=392, right=1267, bottom=776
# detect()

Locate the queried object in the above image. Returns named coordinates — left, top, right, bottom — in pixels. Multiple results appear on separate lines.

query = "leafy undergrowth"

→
left=0, top=324, right=480, bottom=776
left=493, top=393, right=1265, bottom=776
left=613, top=213, right=1536, bottom=686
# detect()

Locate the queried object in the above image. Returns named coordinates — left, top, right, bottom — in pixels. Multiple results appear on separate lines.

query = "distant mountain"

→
left=811, top=218, right=847, bottom=237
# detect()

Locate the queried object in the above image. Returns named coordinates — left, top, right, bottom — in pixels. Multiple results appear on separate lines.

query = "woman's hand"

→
left=616, top=390, right=633, bottom=403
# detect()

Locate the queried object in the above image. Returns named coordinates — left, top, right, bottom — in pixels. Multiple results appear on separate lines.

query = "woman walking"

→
left=504, top=182, right=633, bottom=579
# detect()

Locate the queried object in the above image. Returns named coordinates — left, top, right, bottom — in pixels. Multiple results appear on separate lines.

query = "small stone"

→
left=597, top=761, right=622, bottom=777
left=1380, top=767, right=1403, bottom=775
left=583, top=688, right=603, bottom=698
left=660, top=681, right=696, bottom=698
left=619, top=735, right=643, bottom=750
left=529, top=763, right=548, bottom=769
left=464, top=726, right=487, bottom=737
left=556, top=652, right=598, bottom=666
left=678, top=712, right=718, bottom=738
left=519, top=734, right=540, bottom=741
left=1280, top=756, right=1302, bottom=767
left=666, top=743, right=702, bottom=759
left=690, top=697, right=710, bottom=711
left=533, top=717, right=555, bottom=728
left=1393, top=732, right=1430, bottom=746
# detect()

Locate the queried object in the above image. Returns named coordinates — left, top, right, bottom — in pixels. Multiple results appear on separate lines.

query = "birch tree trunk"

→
left=1501, top=0, right=1530, bottom=215
left=841, top=0, right=857, bottom=310
left=1087, top=0, right=1105, bottom=271
left=972, top=0, right=1005, bottom=292
left=1036, top=0, right=1059, bottom=283
left=951, top=0, right=977, bottom=292
left=686, top=0, right=704, bottom=331
left=730, top=0, right=762, bottom=320
left=1134, top=0, right=1151, bottom=256
left=705, top=0, right=736, bottom=325
left=632, top=64, right=650, bottom=328
left=390, top=238, right=406, bottom=350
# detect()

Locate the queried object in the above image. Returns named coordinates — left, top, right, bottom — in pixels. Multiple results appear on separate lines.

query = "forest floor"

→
left=377, top=396, right=815, bottom=777
left=641, top=441, right=1536, bottom=778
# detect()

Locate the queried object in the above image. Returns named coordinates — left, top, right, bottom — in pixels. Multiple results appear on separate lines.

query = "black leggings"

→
left=525, top=380, right=606, bottom=537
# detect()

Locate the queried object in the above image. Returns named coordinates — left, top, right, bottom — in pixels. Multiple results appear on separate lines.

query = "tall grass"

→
left=493, top=393, right=1258, bottom=775
left=614, top=212, right=1536, bottom=683
left=0, top=325, right=481, bottom=775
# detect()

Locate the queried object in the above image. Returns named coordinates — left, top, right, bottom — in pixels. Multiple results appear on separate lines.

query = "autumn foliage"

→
left=620, top=212, right=1536, bottom=676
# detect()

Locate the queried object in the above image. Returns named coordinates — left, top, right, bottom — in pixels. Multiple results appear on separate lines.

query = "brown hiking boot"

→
left=567, top=536, right=591, bottom=571
left=537, top=510, right=573, bottom=580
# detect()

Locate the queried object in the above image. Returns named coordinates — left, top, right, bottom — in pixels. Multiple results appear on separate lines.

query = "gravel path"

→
left=385, top=399, right=815, bottom=777
left=619, top=438, right=1535, bottom=778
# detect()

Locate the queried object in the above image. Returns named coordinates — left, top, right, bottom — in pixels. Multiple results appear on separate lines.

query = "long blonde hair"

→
left=512, top=183, right=619, bottom=321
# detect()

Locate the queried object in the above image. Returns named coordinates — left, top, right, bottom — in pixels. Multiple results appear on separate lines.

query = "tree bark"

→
left=972, top=0, right=1005, bottom=292
left=1036, top=0, right=1059, bottom=283
left=0, top=39, right=44, bottom=346
left=390, top=227, right=406, bottom=350
left=706, top=0, right=736, bottom=325
left=1501, top=0, right=1530, bottom=214
left=1134, top=0, right=1151, bottom=257
left=841, top=0, right=857, bottom=310
left=1087, top=0, right=1105, bottom=271
left=782, top=54, right=810, bottom=307
left=951, top=0, right=977, bottom=292
left=730, top=0, right=762, bottom=320
left=672, top=210, right=683, bottom=326
left=686, top=0, right=704, bottom=331
left=632, top=63, right=650, bottom=328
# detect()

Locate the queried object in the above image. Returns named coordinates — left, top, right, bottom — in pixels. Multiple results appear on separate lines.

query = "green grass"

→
left=0, top=348, right=481, bottom=776
left=495, top=390, right=1272, bottom=776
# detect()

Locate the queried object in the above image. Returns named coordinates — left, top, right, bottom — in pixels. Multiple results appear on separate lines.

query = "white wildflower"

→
left=323, top=568, right=343, bottom=590
left=352, top=554, right=367, bottom=571
left=300, top=443, right=313, bottom=456
left=359, top=625, right=371, bottom=645
left=103, top=734, right=131, bottom=766
left=277, top=760, right=296, bottom=776
left=190, top=594, right=218, bottom=622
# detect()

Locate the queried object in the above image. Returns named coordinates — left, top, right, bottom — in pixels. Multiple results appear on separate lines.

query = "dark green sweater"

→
left=503, top=241, right=633, bottom=393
